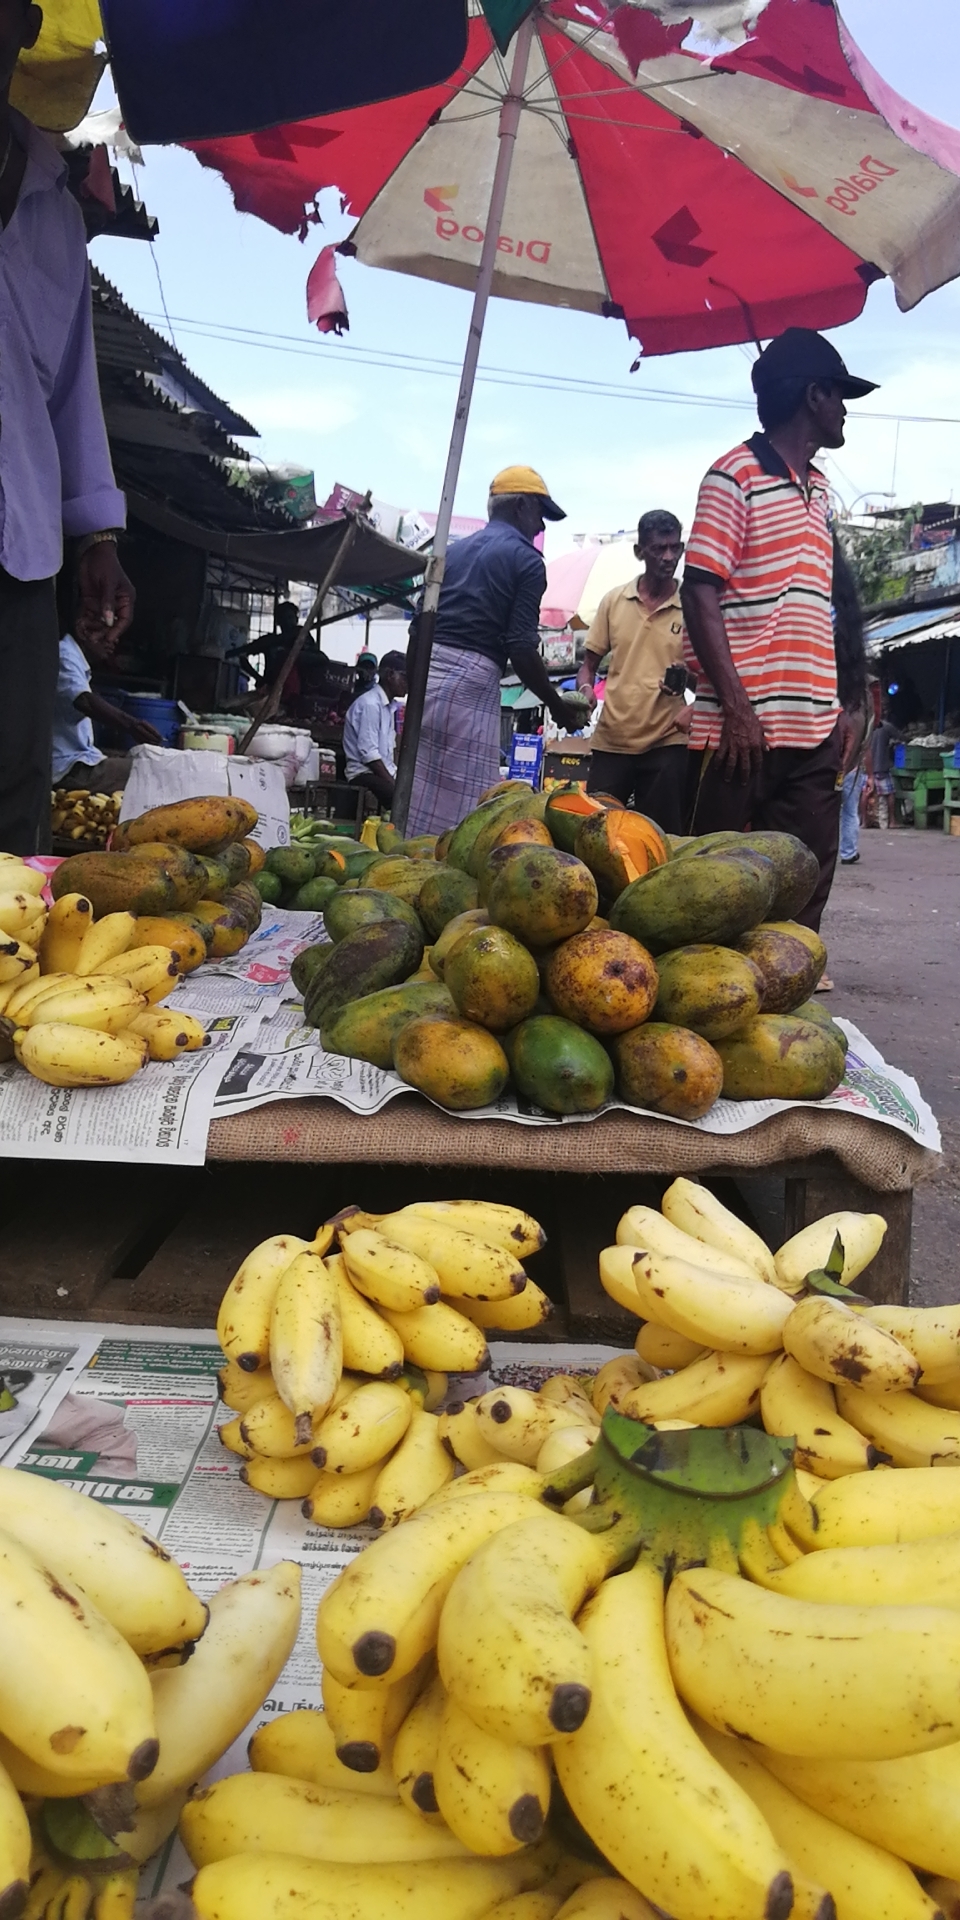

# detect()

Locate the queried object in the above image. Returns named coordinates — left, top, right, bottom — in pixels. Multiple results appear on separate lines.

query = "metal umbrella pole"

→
left=390, top=11, right=535, bottom=834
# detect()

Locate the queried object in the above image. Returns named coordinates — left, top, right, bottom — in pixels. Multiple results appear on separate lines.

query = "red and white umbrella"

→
left=189, top=0, right=960, bottom=825
left=541, top=540, right=639, bottom=631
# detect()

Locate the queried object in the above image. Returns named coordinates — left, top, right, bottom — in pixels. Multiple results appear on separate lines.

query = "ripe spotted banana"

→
left=128, top=1008, right=207, bottom=1058
left=700, top=1721, right=937, bottom=1920
left=0, top=938, right=39, bottom=986
left=392, top=1670, right=446, bottom=1817
left=552, top=1882, right=657, bottom=1920
left=190, top=1851, right=558, bottom=1920
left=0, top=889, right=47, bottom=938
left=369, top=1407, right=454, bottom=1528
left=217, top=1233, right=317, bottom=1372
left=0, top=1523, right=158, bottom=1786
left=461, top=1282, right=553, bottom=1333
left=625, top=1245, right=793, bottom=1356
left=774, top=1211, right=887, bottom=1292
left=354, top=1210, right=526, bottom=1304
left=0, top=1752, right=30, bottom=1919
left=665, top=1563, right=960, bottom=1760
left=302, top=1461, right=383, bottom=1528
left=760, top=1352, right=882, bottom=1478
left=553, top=1559, right=794, bottom=1920
left=439, top=1401, right=504, bottom=1471
left=217, top=1360, right=276, bottom=1414
left=401, top=1199, right=545, bottom=1260
left=249, top=1708, right=397, bottom=1798
left=635, top=1322, right=705, bottom=1370
left=434, top=1692, right=551, bottom=1856
left=746, top=1529, right=960, bottom=1611
left=423, top=1462, right=544, bottom=1509
left=377, top=1298, right=490, bottom=1374
left=473, top=1387, right=593, bottom=1467
left=661, top=1178, right=780, bottom=1286
left=179, top=1767, right=469, bottom=1869
left=866, top=1303, right=960, bottom=1385
left=616, top=1203, right=759, bottom=1280
left=316, top=1491, right=545, bottom=1687
left=783, top=1296, right=919, bottom=1395
left=341, top=1227, right=442, bottom=1313
left=270, top=1249, right=343, bottom=1442
left=788, top=1464, right=960, bottom=1550
left=38, top=893, right=93, bottom=973
left=25, top=978, right=146, bottom=1034
left=760, top=1742, right=960, bottom=1884
left=241, top=1453, right=321, bottom=1500
left=312, top=1379, right=412, bottom=1474
left=835, top=1380, right=960, bottom=1468
left=622, top=1350, right=771, bottom=1427
left=0, top=1466, right=207, bottom=1658
left=321, top=1656, right=432, bottom=1774
left=239, top=1392, right=318, bottom=1458
left=591, top=1353, right=653, bottom=1415
left=438, top=1510, right=605, bottom=1746
left=327, top=1253, right=405, bottom=1377
left=15, top=1022, right=148, bottom=1086
left=74, top=912, right=136, bottom=974
left=137, top=1564, right=301, bottom=1807
left=218, top=1417, right=254, bottom=1460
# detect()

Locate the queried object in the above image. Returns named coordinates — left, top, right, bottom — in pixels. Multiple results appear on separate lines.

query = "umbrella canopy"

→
left=541, top=539, right=639, bottom=630
left=189, top=0, right=960, bottom=355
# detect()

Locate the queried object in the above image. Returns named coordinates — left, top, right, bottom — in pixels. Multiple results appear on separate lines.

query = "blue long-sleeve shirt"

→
left=430, top=520, right=546, bottom=672
left=0, top=112, right=126, bottom=582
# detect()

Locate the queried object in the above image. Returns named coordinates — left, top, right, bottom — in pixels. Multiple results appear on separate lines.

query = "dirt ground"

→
left=819, top=824, right=960, bottom=1306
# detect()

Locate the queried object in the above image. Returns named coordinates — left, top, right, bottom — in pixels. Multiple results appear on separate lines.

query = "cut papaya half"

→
left=544, top=784, right=608, bottom=852
left=573, top=808, right=670, bottom=899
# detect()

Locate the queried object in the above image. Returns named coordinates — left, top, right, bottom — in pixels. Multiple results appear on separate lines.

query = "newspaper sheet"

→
left=0, top=1315, right=621, bottom=1904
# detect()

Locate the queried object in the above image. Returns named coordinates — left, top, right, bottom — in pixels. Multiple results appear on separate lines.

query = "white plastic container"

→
left=245, top=724, right=314, bottom=787
left=180, top=723, right=235, bottom=754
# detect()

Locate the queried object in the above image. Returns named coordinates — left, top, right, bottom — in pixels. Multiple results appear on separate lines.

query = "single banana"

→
left=249, top=1708, right=397, bottom=1798
left=0, top=1752, right=30, bottom=1919
left=0, top=1728, right=109, bottom=1798
left=217, top=1360, right=276, bottom=1414
left=665, top=1563, right=960, bottom=1760
left=74, top=912, right=137, bottom=974
left=0, top=1523, right=157, bottom=1786
left=434, top=1693, right=550, bottom=1856
left=322, top=1655, right=433, bottom=1773
left=552, top=1882, right=657, bottom=1920
left=239, top=1392, right=319, bottom=1458
left=919, top=1374, right=960, bottom=1411
left=316, top=1491, right=547, bottom=1687
left=422, top=1462, right=544, bottom=1509
left=0, top=889, right=47, bottom=937
left=270, top=1249, right=343, bottom=1442
left=595, top=1245, right=643, bottom=1316
left=623, top=1350, right=771, bottom=1427
left=327, top=1253, right=405, bottom=1378
left=39, top=894, right=92, bottom=973
left=760, top=1353, right=882, bottom=1478
left=925, top=1882, right=960, bottom=1920
left=774, top=1212, right=887, bottom=1292
left=834, top=1380, right=960, bottom=1468
left=617, top=1203, right=760, bottom=1280
left=15, top=1023, right=148, bottom=1087
left=18, top=914, right=45, bottom=953
left=0, top=963, right=39, bottom=1014
left=241, top=1453, right=321, bottom=1500
left=866, top=1303, right=960, bottom=1385
left=625, top=1245, right=793, bottom=1356
left=553, top=1559, right=794, bottom=1920
left=462, top=1282, right=554, bottom=1333
left=537, top=1378, right=599, bottom=1425
left=789, top=1464, right=960, bottom=1550
left=137, top=1564, right=301, bottom=1807
left=0, top=938, right=39, bottom=985
left=783, top=1296, right=919, bottom=1395
left=486, top=1895, right=564, bottom=1920
left=535, top=1426, right=596, bottom=1480
left=179, top=1768, right=469, bottom=1869
left=359, top=1210, right=527, bottom=1304
left=4, top=970, right=72, bottom=1022
left=474, top=1388, right=593, bottom=1468
left=746, top=1529, right=960, bottom=1611
left=700, top=1720, right=937, bottom=1920
left=0, top=1465, right=207, bottom=1658
left=190, top=1851, right=559, bottom=1920
left=392, top=1671, right=446, bottom=1817
left=91, top=1872, right=138, bottom=1919
left=301, top=1460, right=383, bottom=1528
left=0, top=859, right=45, bottom=896
left=92, top=943, right=176, bottom=981
left=759, top=1742, right=960, bottom=1884
left=635, top=1322, right=705, bottom=1370
left=312, top=1379, right=412, bottom=1474
left=591, top=1353, right=653, bottom=1415
left=401, top=1199, right=546, bottom=1260
left=128, top=1008, right=207, bottom=1059
left=369, top=1407, right=455, bottom=1527
left=661, top=1178, right=780, bottom=1286
left=439, top=1401, right=504, bottom=1471
left=438, top=1510, right=605, bottom=1746
left=26, top=979, right=147, bottom=1035
left=341, top=1227, right=442, bottom=1313
left=217, top=1233, right=315, bottom=1372
left=378, top=1299, right=490, bottom=1375
left=218, top=1416, right=255, bottom=1459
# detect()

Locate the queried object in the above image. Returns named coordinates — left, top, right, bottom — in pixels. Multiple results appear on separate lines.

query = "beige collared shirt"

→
left=586, top=578, right=687, bottom=755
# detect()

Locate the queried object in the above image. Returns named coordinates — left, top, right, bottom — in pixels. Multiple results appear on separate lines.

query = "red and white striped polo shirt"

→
left=683, top=434, right=839, bottom=752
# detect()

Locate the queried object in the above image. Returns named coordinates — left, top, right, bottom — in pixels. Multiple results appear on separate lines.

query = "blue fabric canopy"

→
left=100, top=0, right=470, bottom=145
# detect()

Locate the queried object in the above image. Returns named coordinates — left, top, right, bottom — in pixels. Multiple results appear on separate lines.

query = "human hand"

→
left=714, top=701, right=765, bottom=784
left=126, top=718, right=164, bottom=747
left=551, top=695, right=589, bottom=732
left=575, top=679, right=598, bottom=711
left=76, top=542, right=135, bottom=647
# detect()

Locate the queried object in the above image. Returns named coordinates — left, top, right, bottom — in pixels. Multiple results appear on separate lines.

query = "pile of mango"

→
left=53, top=795, right=266, bottom=961
left=290, top=782, right=848, bottom=1118
left=251, top=836, right=384, bottom=913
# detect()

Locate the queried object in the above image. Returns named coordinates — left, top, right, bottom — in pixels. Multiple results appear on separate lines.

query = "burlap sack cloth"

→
left=209, top=1098, right=936, bottom=1194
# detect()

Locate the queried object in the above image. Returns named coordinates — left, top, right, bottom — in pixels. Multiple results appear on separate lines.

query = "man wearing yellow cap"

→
left=406, top=467, right=583, bottom=835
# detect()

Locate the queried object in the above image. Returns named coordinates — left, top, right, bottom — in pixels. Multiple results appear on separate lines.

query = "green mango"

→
left=197, top=854, right=231, bottom=901
left=321, top=980, right=456, bottom=1070
left=610, top=854, right=775, bottom=957
left=416, top=867, right=479, bottom=940
left=266, top=845, right=316, bottom=888
left=714, top=1015, right=847, bottom=1101
left=304, top=919, right=425, bottom=1030
left=252, top=869, right=284, bottom=906
left=290, top=876, right=343, bottom=913
left=505, top=1014, right=614, bottom=1115
left=290, top=944, right=332, bottom=997
left=324, top=888, right=423, bottom=945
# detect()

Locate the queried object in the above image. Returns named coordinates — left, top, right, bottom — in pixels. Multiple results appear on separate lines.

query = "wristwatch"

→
left=76, top=530, right=120, bottom=559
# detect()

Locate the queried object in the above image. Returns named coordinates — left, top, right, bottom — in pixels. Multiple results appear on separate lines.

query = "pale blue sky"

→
left=90, top=1, right=960, bottom=553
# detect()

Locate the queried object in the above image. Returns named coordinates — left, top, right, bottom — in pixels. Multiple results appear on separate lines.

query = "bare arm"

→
left=680, top=573, right=764, bottom=783
left=576, top=648, right=604, bottom=709
left=511, top=648, right=583, bottom=730
left=75, top=689, right=162, bottom=745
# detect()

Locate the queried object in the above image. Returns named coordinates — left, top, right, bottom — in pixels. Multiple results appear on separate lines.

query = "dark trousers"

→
left=56, top=753, right=133, bottom=795
left=0, top=569, right=59, bottom=855
left=685, top=724, right=842, bottom=932
left=587, top=745, right=688, bottom=836
left=348, top=767, right=395, bottom=810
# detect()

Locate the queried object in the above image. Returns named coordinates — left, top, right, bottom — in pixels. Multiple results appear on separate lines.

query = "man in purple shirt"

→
left=1, top=0, right=134, bottom=851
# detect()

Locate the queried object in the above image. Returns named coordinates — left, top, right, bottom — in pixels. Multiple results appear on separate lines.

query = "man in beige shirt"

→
left=576, top=510, right=691, bottom=833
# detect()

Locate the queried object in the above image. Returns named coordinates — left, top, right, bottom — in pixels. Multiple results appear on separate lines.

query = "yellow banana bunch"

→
left=661, top=1177, right=782, bottom=1285
left=250, top=1707, right=398, bottom=1798
left=665, top=1563, right=960, bottom=1759
left=347, top=1208, right=527, bottom=1304
left=15, top=1018, right=147, bottom=1088
left=22, top=977, right=146, bottom=1035
left=400, top=1199, right=546, bottom=1259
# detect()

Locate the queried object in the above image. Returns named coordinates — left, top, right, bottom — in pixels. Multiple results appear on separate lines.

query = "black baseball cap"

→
left=752, top=328, right=878, bottom=401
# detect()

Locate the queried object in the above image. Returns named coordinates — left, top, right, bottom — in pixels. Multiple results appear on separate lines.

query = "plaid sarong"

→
left=406, top=643, right=502, bottom=836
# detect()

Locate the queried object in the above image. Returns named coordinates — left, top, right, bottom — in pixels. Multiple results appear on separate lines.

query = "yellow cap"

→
left=489, top=465, right=566, bottom=520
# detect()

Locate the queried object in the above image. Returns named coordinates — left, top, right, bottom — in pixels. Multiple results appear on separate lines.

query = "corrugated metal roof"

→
left=866, top=610, right=960, bottom=655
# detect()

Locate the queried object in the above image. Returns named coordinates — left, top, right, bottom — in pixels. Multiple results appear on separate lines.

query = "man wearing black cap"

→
left=681, top=328, right=876, bottom=931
